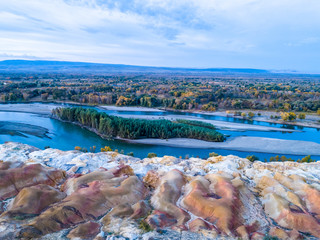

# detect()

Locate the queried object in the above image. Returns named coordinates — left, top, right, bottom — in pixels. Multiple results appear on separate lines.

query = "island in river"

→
left=51, top=107, right=226, bottom=142
left=1, top=103, right=320, bottom=160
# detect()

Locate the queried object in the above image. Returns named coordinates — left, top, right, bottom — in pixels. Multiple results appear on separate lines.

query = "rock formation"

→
left=0, top=142, right=320, bottom=239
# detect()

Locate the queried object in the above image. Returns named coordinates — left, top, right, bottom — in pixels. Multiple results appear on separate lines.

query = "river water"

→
left=0, top=104, right=319, bottom=161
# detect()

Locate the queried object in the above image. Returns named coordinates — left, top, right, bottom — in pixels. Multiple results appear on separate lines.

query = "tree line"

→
left=52, top=107, right=226, bottom=142
left=2, top=74, right=320, bottom=113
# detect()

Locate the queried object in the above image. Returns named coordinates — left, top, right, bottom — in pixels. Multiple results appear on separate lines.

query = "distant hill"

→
left=0, top=60, right=271, bottom=75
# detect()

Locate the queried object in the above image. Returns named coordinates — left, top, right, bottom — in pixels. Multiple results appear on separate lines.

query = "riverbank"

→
left=1, top=102, right=319, bottom=130
left=0, top=103, right=59, bottom=115
left=194, top=109, right=320, bottom=129
left=122, top=136, right=320, bottom=156
left=111, top=113, right=299, bottom=132
left=98, top=105, right=165, bottom=112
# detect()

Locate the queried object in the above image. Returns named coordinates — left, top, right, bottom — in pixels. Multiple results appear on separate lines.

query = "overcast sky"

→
left=0, top=0, right=319, bottom=72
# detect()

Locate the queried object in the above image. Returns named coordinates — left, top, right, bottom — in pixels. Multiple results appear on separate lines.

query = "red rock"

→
left=130, top=200, right=152, bottom=219
left=61, top=165, right=134, bottom=194
left=67, top=221, right=101, bottom=240
left=146, top=210, right=177, bottom=228
left=0, top=161, right=24, bottom=170
left=19, top=175, right=147, bottom=238
left=0, top=163, right=66, bottom=200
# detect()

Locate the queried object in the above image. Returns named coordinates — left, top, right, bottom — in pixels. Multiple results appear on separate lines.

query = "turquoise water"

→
left=0, top=104, right=319, bottom=161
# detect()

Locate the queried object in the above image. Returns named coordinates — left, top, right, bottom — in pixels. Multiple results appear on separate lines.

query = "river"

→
left=0, top=103, right=319, bottom=161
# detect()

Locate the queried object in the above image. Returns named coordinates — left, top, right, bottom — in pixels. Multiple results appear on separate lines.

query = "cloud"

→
left=0, top=0, right=319, bottom=71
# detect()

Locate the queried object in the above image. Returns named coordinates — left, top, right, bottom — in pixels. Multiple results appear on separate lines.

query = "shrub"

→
left=138, top=219, right=152, bottom=233
left=246, top=155, right=259, bottom=162
left=298, top=113, right=306, bottom=120
left=90, top=146, right=96, bottom=153
left=127, top=152, right=134, bottom=157
left=101, top=146, right=112, bottom=152
left=74, top=146, right=87, bottom=152
left=300, top=155, right=314, bottom=163
left=280, top=112, right=296, bottom=121
left=248, top=112, right=255, bottom=118
left=263, top=235, right=279, bottom=240
left=147, top=152, right=157, bottom=158
left=209, top=152, right=219, bottom=157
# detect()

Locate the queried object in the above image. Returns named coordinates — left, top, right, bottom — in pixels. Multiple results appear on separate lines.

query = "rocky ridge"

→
left=0, top=142, right=320, bottom=239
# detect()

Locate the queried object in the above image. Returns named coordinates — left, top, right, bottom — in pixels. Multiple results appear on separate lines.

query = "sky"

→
left=0, top=0, right=319, bottom=72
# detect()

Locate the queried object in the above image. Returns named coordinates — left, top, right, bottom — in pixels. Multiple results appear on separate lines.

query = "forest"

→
left=52, top=107, right=225, bottom=142
left=1, top=72, right=320, bottom=113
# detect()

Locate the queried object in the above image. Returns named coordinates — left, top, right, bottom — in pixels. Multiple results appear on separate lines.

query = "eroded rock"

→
left=0, top=142, right=319, bottom=239
left=19, top=175, right=147, bottom=238
left=1, top=184, right=66, bottom=219
left=148, top=170, right=190, bottom=229
left=67, top=221, right=101, bottom=240
left=0, top=163, right=66, bottom=200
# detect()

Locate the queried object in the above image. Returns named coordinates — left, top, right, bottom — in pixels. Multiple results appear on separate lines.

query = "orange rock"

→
left=188, top=218, right=213, bottom=232
left=250, top=232, right=265, bottom=240
left=289, top=229, right=304, bottom=240
left=143, top=170, right=160, bottom=189
left=2, top=184, right=66, bottom=219
left=269, top=227, right=303, bottom=240
left=236, top=225, right=249, bottom=240
left=150, top=170, right=190, bottom=228
left=269, top=227, right=290, bottom=239
left=264, top=193, right=320, bottom=237
left=302, top=185, right=320, bottom=216
left=182, top=174, right=240, bottom=236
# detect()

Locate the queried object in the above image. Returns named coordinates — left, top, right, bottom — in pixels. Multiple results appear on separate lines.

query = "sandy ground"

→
left=195, top=110, right=320, bottom=129
left=99, top=105, right=164, bottom=112
left=0, top=103, right=60, bottom=115
left=123, top=136, right=320, bottom=156
left=111, top=113, right=299, bottom=132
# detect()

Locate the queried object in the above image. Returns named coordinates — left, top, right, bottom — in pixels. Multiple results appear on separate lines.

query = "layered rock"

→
left=61, top=165, right=134, bottom=194
left=67, top=221, right=101, bottom=240
left=1, top=184, right=66, bottom=219
left=147, top=170, right=190, bottom=229
left=0, top=142, right=320, bottom=239
left=19, top=175, right=147, bottom=238
left=0, top=162, right=65, bottom=200
left=182, top=174, right=241, bottom=237
left=257, top=174, right=320, bottom=237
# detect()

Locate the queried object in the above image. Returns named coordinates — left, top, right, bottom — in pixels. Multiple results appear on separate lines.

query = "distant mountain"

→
left=0, top=60, right=271, bottom=75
